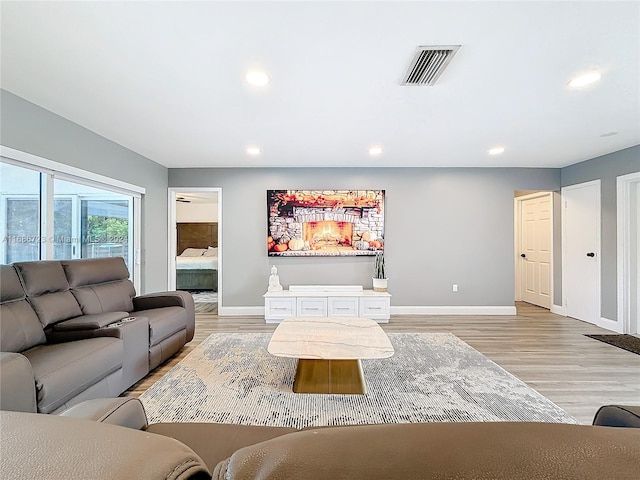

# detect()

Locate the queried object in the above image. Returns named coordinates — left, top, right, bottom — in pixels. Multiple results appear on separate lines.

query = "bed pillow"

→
left=203, top=247, right=218, bottom=257
left=180, top=248, right=206, bottom=257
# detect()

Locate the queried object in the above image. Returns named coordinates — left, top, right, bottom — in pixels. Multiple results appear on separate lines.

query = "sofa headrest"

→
left=0, top=411, right=210, bottom=480
left=13, top=261, right=82, bottom=327
left=62, top=257, right=131, bottom=288
left=0, top=266, right=46, bottom=353
left=0, top=265, right=25, bottom=303
left=13, top=261, right=70, bottom=296
left=213, top=422, right=640, bottom=480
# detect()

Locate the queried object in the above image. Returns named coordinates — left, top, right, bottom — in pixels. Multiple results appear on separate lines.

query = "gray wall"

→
left=5, top=86, right=634, bottom=314
left=0, top=90, right=169, bottom=293
left=170, top=167, right=560, bottom=307
left=561, top=145, right=640, bottom=320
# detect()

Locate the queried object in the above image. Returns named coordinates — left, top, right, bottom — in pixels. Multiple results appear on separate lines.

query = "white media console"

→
left=264, top=285, right=391, bottom=323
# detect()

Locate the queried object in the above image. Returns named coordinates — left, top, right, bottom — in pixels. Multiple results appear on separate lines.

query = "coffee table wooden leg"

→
left=293, top=359, right=366, bottom=394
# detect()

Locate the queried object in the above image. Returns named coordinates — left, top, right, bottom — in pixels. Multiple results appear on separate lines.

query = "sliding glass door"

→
left=0, top=162, right=41, bottom=263
left=53, top=179, right=134, bottom=268
left=1, top=158, right=138, bottom=284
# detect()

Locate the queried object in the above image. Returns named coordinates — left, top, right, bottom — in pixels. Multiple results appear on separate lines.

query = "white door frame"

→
left=168, top=187, right=222, bottom=311
left=617, top=172, right=640, bottom=334
left=561, top=180, right=602, bottom=327
left=514, top=191, right=554, bottom=306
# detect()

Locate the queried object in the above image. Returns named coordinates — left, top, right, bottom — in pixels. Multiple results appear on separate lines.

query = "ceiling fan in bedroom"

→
left=175, top=192, right=218, bottom=204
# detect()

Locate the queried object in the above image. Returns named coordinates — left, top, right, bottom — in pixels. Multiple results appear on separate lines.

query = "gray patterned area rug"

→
left=139, top=333, right=578, bottom=428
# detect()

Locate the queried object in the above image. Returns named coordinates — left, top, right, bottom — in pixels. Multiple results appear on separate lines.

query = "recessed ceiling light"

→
left=369, top=146, right=383, bottom=156
left=246, top=146, right=261, bottom=155
left=488, top=146, right=505, bottom=156
left=568, top=71, right=601, bottom=88
left=245, top=70, right=270, bottom=87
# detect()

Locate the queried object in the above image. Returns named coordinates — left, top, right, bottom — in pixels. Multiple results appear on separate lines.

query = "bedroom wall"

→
left=0, top=89, right=169, bottom=293
left=169, top=167, right=561, bottom=311
left=560, top=145, right=640, bottom=321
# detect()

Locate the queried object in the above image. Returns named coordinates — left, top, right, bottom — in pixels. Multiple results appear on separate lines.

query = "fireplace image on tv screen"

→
left=267, top=190, right=385, bottom=256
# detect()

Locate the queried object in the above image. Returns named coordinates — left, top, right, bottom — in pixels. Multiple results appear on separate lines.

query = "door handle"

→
left=586, top=252, right=595, bottom=257
left=520, top=253, right=526, bottom=258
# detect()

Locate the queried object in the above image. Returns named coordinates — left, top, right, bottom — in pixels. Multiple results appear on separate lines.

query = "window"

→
left=0, top=163, right=41, bottom=263
left=53, top=179, right=134, bottom=268
left=1, top=153, right=142, bottom=290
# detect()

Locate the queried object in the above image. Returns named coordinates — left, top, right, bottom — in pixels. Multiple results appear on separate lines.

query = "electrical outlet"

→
left=452, top=284, right=458, bottom=293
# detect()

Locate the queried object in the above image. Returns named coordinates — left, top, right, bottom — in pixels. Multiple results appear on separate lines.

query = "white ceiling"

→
left=1, top=1, right=638, bottom=169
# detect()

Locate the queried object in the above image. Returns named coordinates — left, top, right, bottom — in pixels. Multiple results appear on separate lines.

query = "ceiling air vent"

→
left=401, top=45, right=461, bottom=86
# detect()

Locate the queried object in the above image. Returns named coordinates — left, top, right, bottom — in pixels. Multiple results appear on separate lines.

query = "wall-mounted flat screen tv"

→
left=267, top=190, right=385, bottom=256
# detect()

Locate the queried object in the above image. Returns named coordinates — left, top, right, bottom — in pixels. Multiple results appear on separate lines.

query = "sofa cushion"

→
left=0, top=300, right=46, bottom=352
left=22, top=337, right=123, bottom=414
left=70, top=281, right=136, bottom=314
left=62, top=256, right=135, bottom=313
left=0, top=265, right=46, bottom=352
left=13, top=261, right=82, bottom=327
left=134, top=306, right=187, bottom=347
left=28, top=291, right=85, bottom=327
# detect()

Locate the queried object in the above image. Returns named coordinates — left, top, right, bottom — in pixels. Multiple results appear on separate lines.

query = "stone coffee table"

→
left=267, top=316, right=394, bottom=394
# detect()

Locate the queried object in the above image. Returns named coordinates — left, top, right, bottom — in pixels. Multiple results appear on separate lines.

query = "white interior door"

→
left=617, top=172, right=640, bottom=335
left=562, top=180, right=600, bottom=325
left=519, top=193, right=552, bottom=308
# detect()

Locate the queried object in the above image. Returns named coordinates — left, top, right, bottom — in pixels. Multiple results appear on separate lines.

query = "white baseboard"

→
left=219, top=305, right=517, bottom=317
left=598, top=316, right=623, bottom=333
left=550, top=304, right=567, bottom=316
left=218, top=306, right=264, bottom=316
left=391, top=305, right=517, bottom=315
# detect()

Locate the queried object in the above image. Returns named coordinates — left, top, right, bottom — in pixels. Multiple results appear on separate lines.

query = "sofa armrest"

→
left=593, top=405, right=640, bottom=427
left=1, top=411, right=210, bottom=480
left=60, top=397, right=148, bottom=430
left=133, top=291, right=194, bottom=311
left=0, top=352, right=37, bottom=413
left=133, top=291, right=195, bottom=342
left=52, top=312, right=130, bottom=331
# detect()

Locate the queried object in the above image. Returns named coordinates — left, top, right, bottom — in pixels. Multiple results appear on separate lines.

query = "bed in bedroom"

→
left=176, top=222, right=218, bottom=291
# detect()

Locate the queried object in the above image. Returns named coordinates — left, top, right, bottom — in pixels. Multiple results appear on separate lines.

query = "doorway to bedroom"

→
left=168, top=188, right=221, bottom=314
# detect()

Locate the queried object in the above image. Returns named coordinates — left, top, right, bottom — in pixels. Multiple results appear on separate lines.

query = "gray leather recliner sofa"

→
left=0, top=257, right=195, bottom=414
left=1, top=399, right=639, bottom=480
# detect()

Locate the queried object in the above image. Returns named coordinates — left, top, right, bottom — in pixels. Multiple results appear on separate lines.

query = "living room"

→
left=1, top=2, right=639, bottom=477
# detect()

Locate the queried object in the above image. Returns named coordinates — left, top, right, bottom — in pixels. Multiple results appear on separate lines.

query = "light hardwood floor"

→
left=124, top=302, right=640, bottom=424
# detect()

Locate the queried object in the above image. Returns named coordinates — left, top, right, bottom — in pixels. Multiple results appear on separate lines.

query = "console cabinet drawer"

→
left=265, top=298, right=296, bottom=320
left=297, top=297, right=328, bottom=316
left=327, top=297, right=359, bottom=317
left=359, top=297, right=391, bottom=320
